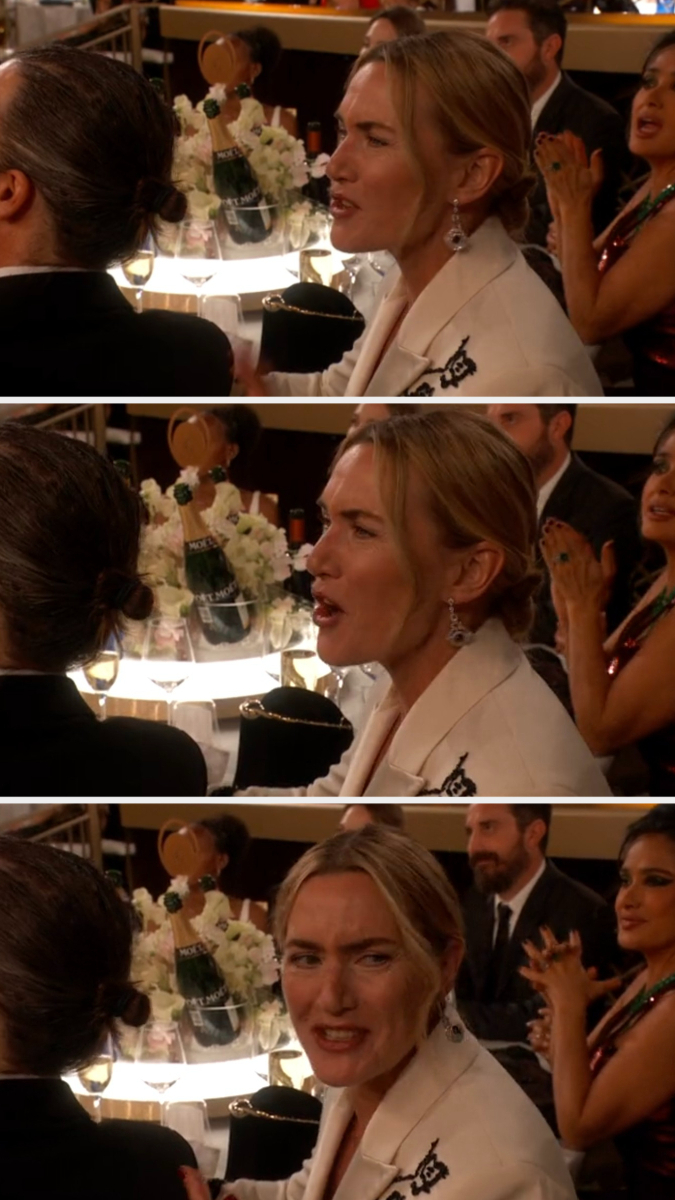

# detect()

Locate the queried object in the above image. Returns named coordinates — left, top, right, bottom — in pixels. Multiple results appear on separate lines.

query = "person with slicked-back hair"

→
left=245, top=31, right=601, bottom=399
left=0, top=838, right=197, bottom=1200
left=0, top=46, right=233, bottom=397
left=236, top=409, right=610, bottom=798
left=0, top=423, right=207, bottom=796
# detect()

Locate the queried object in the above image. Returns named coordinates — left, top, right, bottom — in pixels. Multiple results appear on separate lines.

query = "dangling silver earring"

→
left=446, top=597, right=474, bottom=647
left=441, top=1008, right=465, bottom=1043
left=444, top=199, right=468, bottom=253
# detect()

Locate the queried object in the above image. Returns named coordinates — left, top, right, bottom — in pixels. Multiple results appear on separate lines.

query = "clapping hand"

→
left=534, top=131, right=603, bottom=214
left=520, top=927, right=622, bottom=1014
left=540, top=520, right=616, bottom=613
left=527, top=1006, right=553, bottom=1063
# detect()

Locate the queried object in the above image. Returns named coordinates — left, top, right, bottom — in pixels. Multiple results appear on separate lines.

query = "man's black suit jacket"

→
left=0, top=271, right=232, bottom=397
left=528, top=73, right=630, bottom=248
left=455, top=860, right=617, bottom=1042
left=0, top=675, right=207, bottom=797
left=1, top=1079, right=196, bottom=1200
left=532, top=452, right=642, bottom=646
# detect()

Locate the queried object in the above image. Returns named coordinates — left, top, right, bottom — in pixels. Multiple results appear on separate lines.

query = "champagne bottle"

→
left=174, top=482, right=249, bottom=644
left=303, top=122, right=330, bottom=209
left=285, top=507, right=313, bottom=603
left=164, top=890, right=239, bottom=1046
left=203, top=97, right=272, bottom=245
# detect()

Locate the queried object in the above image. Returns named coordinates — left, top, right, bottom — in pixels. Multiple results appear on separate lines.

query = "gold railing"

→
left=1, top=804, right=104, bottom=871
left=34, top=403, right=109, bottom=455
left=1, top=4, right=159, bottom=78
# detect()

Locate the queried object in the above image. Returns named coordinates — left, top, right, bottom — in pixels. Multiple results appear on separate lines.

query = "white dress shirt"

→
left=530, top=71, right=563, bottom=131
left=493, top=858, right=547, bottom=941
left=536, top=452, right=571, bottom=519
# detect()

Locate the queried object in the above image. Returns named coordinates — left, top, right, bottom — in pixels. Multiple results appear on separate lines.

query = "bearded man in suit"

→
left=455, top=803, right=618, bottom=1044
left=487, top=404, right=642, bottom=648
left=486, top=0, right=630, bottom=249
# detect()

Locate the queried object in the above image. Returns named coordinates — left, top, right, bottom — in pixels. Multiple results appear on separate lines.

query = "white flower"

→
left=292, top=543, right=314, bottom=573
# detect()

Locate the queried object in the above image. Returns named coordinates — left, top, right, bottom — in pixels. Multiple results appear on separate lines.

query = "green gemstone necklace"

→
left=626, top=969, right=675, bottom=1018
left=634, top=181, right=675, bottom=234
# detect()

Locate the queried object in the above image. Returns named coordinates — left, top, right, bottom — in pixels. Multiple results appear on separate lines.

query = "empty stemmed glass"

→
left=175, top=218, right=223, bottom=318
left=143, top=617, right=194, bottom=716
left=135, top=1020, right=186, bottom=1125
left=122, top=233, right=155, bottom=313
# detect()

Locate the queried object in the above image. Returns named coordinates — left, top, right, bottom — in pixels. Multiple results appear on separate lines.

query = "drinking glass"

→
left=367, top=250, right=395, bottom=278
left=142, top=617, right=194, bottom=715
left=77, top=1034, right=114, bottom=1124
left=122, top=234, right=155, bottom=313
left=83, top=636, right=120, bottom=721
left=135, top=1020, right=186, bottom=1124
left=263, top=598, right=338, bottom=697
left=175, top=219, right=223, bottom=318
left=284, top=206, right=333, bottom=284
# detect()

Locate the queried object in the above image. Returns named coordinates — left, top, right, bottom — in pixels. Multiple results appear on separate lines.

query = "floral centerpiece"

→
left=138, top=467, right=292, bottom=619
left=130, top=878, right=287, bottom=1047
left=172, top=87, right=329, bottom=224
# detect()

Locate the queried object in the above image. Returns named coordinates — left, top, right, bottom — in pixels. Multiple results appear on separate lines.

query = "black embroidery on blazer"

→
left=392, top=1140, right=450, bottom=1196
left=420, top=752, right=478, bottom=797
left=402, top=336, right=477, bottom=396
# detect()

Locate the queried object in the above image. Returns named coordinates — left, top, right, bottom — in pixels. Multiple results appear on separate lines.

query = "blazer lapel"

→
left=348, top=218, right=517, bottom=396
left=383, top=619, right=522, bottom=781
left=334, top=1021, right=481, bottom=1200
left=304, top=1091, right=354, bottom=1200
left=505, top=865, right=556, bottom=985
left=340, top=703, right=401, bottom=796
left=470, top=897, right=497, bottom=998
left=345, top=277, right=409, bottom=396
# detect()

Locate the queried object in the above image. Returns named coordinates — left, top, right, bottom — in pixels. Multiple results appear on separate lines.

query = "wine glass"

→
left=83, top=636, right=120, bottom=721
left=367, top=250, right=395, bottom=278
left=122, top=234, right=155, bottom=313
left=142, top=617, right=194, bottom=716
left=77, top=1034, right=114, bottom=1124
left=175, top=219, right=223, bottom=318
left=135, top=1020, right=186, bottom=1124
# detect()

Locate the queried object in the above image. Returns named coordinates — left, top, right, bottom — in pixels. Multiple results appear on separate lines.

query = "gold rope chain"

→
left=262, top=294, right=363, bottom=321
left=239, top=698, right=351, bottom=730
left=229, top=1098, right=320, bottom=1124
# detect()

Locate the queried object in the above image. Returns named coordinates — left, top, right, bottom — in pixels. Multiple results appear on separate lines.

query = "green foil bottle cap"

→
left=234, top=83, right=252, bottom=100
left=210, top=465, right=227, bottom=484
left=203, top=97, right=221, bottom=120
left=199, top=874, right=218, bottom=893
left=164, top=890, right=184, bottom=913
left=174, top=483, right=193, bottom=506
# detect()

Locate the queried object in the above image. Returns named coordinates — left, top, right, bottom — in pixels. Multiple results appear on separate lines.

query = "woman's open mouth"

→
left=635, top=115, right=662, bottom=137
left=313, top=596, right=344, bottom=627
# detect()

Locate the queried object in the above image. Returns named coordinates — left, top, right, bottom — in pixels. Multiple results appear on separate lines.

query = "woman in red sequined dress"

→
left=535, top=31, right=675, bottom=396
left=523, top=806, right=675, bottom=1199
left=540, top=414, right=675, bottom=796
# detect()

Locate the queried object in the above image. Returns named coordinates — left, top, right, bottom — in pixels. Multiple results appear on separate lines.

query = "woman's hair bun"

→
left=134, top=177, right=188, bottom=223
left=102, top=982, right=151, bottom=1027
left=94, top=569, right=154, bottom=621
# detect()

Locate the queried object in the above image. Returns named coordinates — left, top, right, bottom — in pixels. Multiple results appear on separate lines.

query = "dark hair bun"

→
left=134, top=177, right=187, bottom=223
left=94, top=569, right=154, bottom=621
left=102, top=982, right=151, bottom=1027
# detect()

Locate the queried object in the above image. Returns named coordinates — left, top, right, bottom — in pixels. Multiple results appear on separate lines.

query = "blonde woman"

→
left=236, top=410, right=610, bottom=797
left=242, top=32, right=600, bottom=398
left=182, top=826, right=575, bottom=1200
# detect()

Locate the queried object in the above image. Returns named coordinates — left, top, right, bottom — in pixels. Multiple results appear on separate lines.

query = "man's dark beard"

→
left=524, top=52, right=548, bottom=97
left=470, top=842, right=531, bottom=895
left=526, top=429, right=556, bottom=483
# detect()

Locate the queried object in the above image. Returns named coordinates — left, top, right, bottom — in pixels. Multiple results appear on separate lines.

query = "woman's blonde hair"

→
left=353, top=30, right=534, bottom=235
left=337, top=409, right=539, bottom=639
left=274, top=826, right=464, bottom=1037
